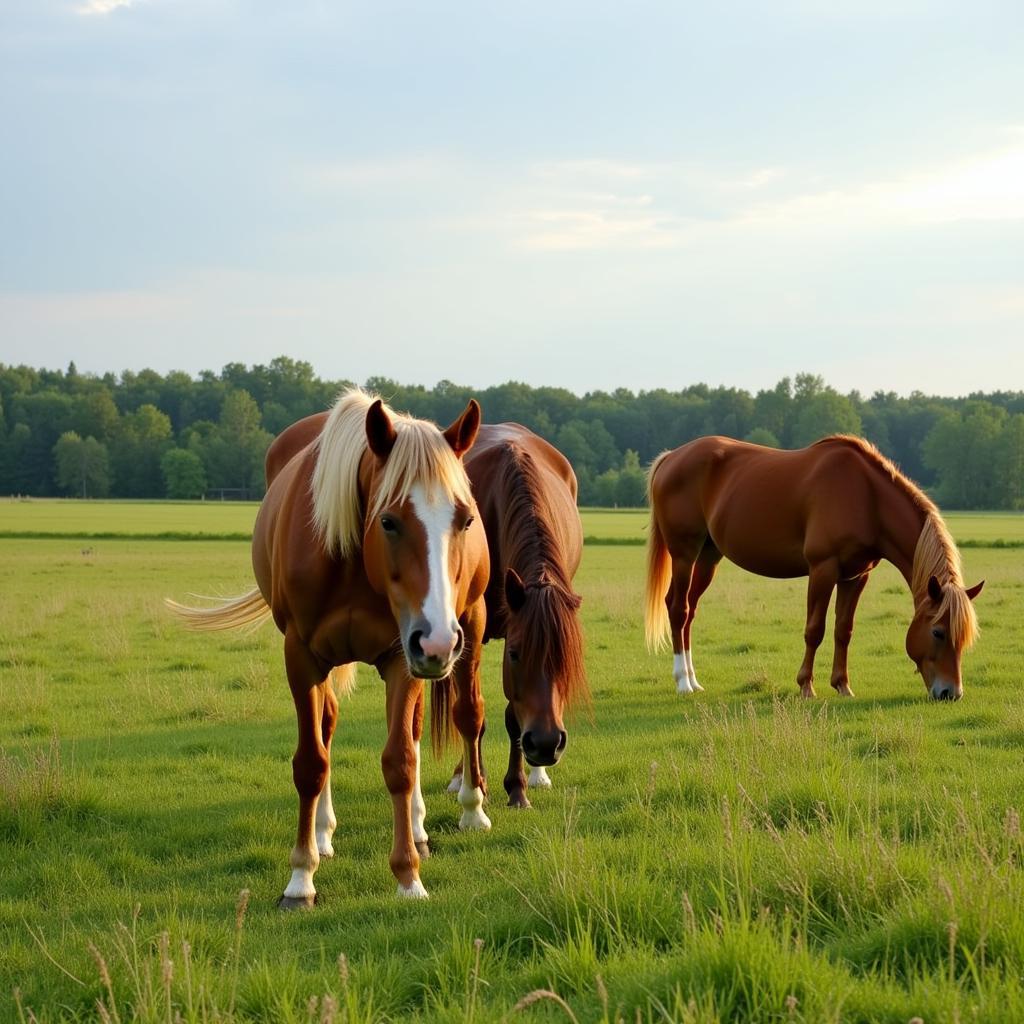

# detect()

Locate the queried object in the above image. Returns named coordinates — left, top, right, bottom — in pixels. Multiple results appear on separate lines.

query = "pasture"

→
left=1, top=500, right=1023, bottom=1022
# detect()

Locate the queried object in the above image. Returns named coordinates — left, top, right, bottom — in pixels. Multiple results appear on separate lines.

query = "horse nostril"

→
left=521, top=731, right=535, bottom=756
left=409, top=630, right=425, bottom=658
left=556, top=730, right=567, bottom=753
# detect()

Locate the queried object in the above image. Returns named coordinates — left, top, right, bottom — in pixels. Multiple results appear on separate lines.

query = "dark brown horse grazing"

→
left=646, top=435, right=983, bottom=700
left=168, top=390, right=491, bottom=904
left=447, top=424, right=588, bottom=809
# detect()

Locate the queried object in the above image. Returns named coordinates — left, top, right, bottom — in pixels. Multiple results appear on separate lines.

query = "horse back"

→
left=652, top=436, right=882, bottom=579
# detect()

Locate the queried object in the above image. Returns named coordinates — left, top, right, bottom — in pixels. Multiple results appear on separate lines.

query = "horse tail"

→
left=429, top=675, right=458, bottom=757
left=330, top=663, right=357, bottom=698
left=165, top=588, right=272, bottom=632
left=644, top=452, right=673, bottom=652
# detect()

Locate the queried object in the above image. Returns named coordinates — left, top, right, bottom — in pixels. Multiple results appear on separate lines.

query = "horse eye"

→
left=463, top=515, right=475, bottom=532
left=380, top=515, right=398, bottom=534
left=508, top=649, right=519, bottom=664
left=931, top=628, right=945, bottom=642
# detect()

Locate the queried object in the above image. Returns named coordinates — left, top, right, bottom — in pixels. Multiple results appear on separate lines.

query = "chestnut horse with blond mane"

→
left=447, top=424, right=588, bottom=809
left=169, top=390, right=491, bottom=905
left=646, top=435, right=983, bottom=700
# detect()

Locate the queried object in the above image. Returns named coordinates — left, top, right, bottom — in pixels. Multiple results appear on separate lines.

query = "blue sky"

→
left=1, top=0, right=1022, bottom=396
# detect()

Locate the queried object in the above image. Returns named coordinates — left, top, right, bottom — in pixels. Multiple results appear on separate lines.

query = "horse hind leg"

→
left=667, top=554, right=696, bottom=693
left=411, top=688, right=430, bottom=858
left=314, top=673, right=342, bottom=858
left=682, top=548, right=721, bottom=693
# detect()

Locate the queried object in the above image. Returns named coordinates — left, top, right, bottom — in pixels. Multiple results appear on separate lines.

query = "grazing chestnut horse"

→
left=646, top=435, right=983, bottom=700
left=168, top=390, right=491, bottom=904
left=446, top=424, right=588, bottom=809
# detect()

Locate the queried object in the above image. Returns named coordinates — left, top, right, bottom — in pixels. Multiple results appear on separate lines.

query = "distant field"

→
left=1, top=502, right=1021, bottom=1022
left=2, top=499, right=1021, bottom=547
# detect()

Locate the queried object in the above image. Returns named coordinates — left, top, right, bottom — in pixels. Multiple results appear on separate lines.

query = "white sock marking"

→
left=315, top=761, right=337, bottom=858
left=684, top=648, right=704, bottom=692
left=283, top=867, right=316, bottom=899
left=457, top=743, right=491, bottom=830
left=412, top=740, right=428, bottom=844
left=446, top=772, right=463, bottom=794
left=674, top=652, right=693, bottom=693
left=528, top=765, right=552, bottom=788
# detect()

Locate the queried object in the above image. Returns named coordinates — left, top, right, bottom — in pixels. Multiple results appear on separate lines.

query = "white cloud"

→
left=76, top=0, right=135, bottom=16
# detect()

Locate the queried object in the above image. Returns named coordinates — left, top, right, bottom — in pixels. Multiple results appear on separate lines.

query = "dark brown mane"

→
left=497, top=443, right=589, bottom=706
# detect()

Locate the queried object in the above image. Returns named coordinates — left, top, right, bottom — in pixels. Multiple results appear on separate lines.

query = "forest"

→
left=1, top=357, right=1022, bottom=508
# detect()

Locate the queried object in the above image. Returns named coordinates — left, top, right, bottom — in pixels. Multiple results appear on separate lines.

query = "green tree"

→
left=53, top=432, right=111, bottom=498
left=744, top=427, right=780, bottom=448
left=924, top=402, right=1007, bottom=509
left=161, top=448, right=208, bottom=499
left=791, top=391, right=862, bottom=447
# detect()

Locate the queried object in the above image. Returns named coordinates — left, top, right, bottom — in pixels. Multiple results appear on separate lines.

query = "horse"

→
left=168, top=389, right=491, bottom=905
left=645, top=434, right=983, bottom=700
left=266, top=415, right=589, bottom=810
left=445, top=424, right=588, bottom=809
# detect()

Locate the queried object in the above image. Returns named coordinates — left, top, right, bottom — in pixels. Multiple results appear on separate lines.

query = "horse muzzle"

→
left=521, top=727, right=567, bottom=768
left=405, top=624, right=464, bottom=680
left=930, top=680, right=962, bottom=701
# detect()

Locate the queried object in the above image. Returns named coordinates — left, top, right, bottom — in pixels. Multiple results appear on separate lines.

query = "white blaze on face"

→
left=409, top=483, right=457, bottom=659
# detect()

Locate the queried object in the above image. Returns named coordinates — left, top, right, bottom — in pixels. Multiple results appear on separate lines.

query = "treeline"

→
left=1, top=359, right=1022, bottom=508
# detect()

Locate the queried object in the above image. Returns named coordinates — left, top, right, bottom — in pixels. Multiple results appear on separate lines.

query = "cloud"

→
left=76, top=0, right=135, bottom=16
left=739, top=143, right=1024, bottom=231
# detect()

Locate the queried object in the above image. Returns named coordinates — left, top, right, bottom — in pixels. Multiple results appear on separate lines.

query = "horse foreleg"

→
left=411, top=688, right=430, bottom=859
left=503, top=702, right=530, bottom=808
left=453, top=598, right=491, bottom=831
left=280, top=630, right=329, bottom=910
left=830, top=574, right=869, bottom=697
left=797, top=561, right=838, bottom=698
left=683, top=551, right=721, bottom=693
left=315, top=675, right=340, bottom=858
left=381, top=660, right=427, bottom=898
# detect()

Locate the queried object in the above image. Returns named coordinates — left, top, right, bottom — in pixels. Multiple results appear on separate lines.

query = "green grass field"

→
left=1, top=503, right=1022, bottom=1022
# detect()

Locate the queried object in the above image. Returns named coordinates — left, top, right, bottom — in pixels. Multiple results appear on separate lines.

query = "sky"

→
left=1, top=0, right=1022, bottom=397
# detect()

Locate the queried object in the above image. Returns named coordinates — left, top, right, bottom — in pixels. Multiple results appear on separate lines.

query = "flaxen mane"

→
left=498, top=444, right=589, bottom=706
left=814, top=435, right=979, bottom=648
left=311, top=389, right=474, bottom=559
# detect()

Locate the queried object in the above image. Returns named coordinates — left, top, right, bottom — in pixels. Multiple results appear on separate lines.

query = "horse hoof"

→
left=277, top=893, right=317, bottom=911
left=415, top=839, right=431, bottom=859
left=507, top=791, right=532, bottom=809
left=459, top=809, right=492, bottom=831
left=397, top=879, right=429, bottom=899
left=446, top=774, right=463, bottom=795
left=799, top=685, right=816, bottom=699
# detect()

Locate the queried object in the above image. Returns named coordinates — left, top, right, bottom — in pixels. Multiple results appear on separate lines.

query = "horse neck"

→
left=874, top=475, right=927, bottom=588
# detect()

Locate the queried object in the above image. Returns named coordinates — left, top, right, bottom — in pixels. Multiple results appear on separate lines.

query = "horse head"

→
left=361, top=398, right=487, bottom=679
left=905, top=575, right=984, bottom=701
left=501, top=567, right=585, bottom=766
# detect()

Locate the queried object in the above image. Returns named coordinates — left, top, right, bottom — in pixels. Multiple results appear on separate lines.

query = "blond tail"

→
left=644, top=453, right=673, bottom=652
left=330, top=663, right=357, bottom=698
left=165, top=588, right=272, bottom=632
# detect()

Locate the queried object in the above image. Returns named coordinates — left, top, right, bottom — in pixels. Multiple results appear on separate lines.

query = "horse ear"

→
left=927, top=575, right=943, bottom=604
left=443, top=400, right=481, bottom=458
left=365, top=399, right=397, bottom=460
left=505, top=567, right=527, bottom=613
left=966, top=580, right=985, bottom=601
